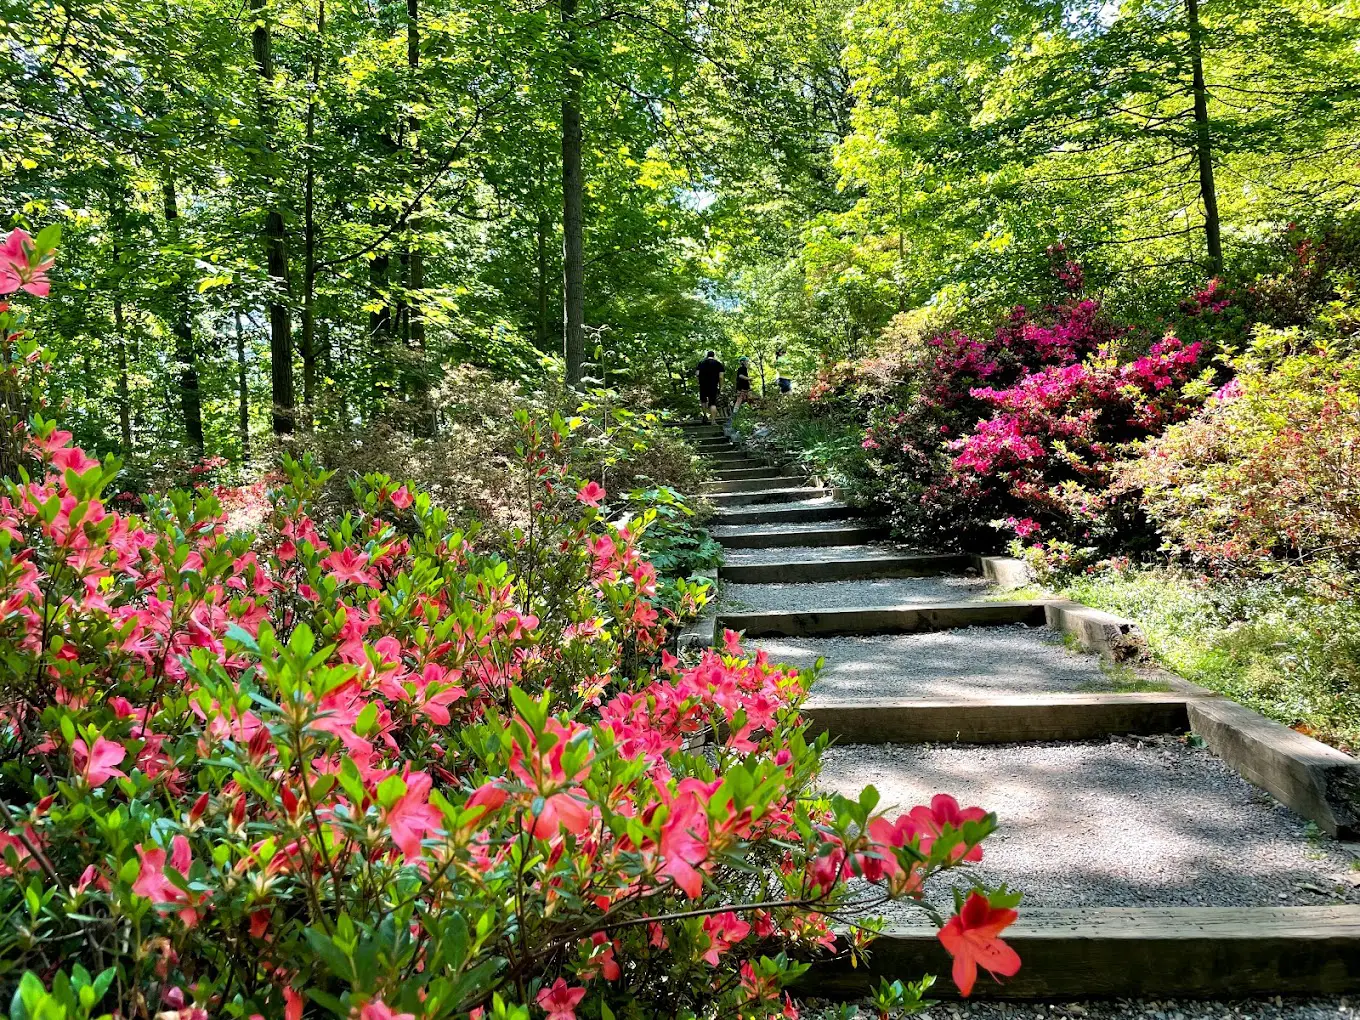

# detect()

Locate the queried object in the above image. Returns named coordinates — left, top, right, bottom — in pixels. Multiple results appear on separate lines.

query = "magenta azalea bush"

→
left=949, top=335, right=1204, bottom=549
left=0, top=232, right=1021, bottom=1020
left=857, top=288, right=1145, bottom=548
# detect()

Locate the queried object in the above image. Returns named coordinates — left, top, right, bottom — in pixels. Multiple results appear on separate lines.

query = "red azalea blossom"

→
left=358, top=1000, right=415, bottom=1020
left=938, top=892, right=1022, bottom=996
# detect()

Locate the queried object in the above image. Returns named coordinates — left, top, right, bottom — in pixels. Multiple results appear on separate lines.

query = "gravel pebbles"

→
left=800, top=996, right=1357, bottom=1020
left=719, top=575, right=991, bottom=613
left=817, top=738, right=1360, bottom=908
left=724, top=543, right=926, bottom=565
left=752, top=625, right=1142, bottom=703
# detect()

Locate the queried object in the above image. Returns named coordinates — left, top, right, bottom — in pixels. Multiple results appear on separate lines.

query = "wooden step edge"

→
left=797, top=905, right=1360, bottom=999
left=715, top=600, right=1049, bottom=639
left=718, top=552, right=973, bottom=583
left=803, top=693, right=1192, bottom=744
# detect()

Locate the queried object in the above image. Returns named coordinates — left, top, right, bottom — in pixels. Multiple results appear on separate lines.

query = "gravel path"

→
left=801, top=997, right=1357, bottom=1020
left=818, top=738, right=1360, bottom=908
left=719, top=575, right=991, bottom=613
left=724, top=543, right=930, bottom=565
left=751, top=625, right=1149, bottom=703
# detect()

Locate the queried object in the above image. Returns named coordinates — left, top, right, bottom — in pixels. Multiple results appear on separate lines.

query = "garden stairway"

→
left=679, top=422, right=1360, bottom=1003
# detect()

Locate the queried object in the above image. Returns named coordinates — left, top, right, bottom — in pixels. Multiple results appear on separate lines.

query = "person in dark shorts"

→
left=775, top=347, right=792, bottom=394
left=733, top=356, right=752, bottom=413
left=695, top=350, right=725, bottom=422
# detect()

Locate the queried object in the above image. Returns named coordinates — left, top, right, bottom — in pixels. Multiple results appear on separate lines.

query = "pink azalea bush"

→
left=948, top=335, right=1205, bottom=549
left=857, top=289, right=1132, bottom=547
left=1, top=231, right=1019, bottom=1020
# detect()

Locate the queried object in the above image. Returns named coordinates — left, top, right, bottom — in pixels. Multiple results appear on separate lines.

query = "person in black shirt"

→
left=695, top=351, right=724, bottom=422
left=733, top=356, right=752, bottom=413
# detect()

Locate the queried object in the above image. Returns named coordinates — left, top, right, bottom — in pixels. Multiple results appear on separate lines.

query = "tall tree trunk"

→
left=114, top=296, right=133, bottom=454
left=162, top=179, right=205, bottom=450
left=108, top=198, right=134, bottom=455
left=235, top=310, right=252, bottom=464
left=369, top=133, right=396, bottom=352
left=536, top=202, right=551, bottom=349
left=1186, top=0, right=1223, bottom=277
left=300, top=0, right=325, bottom=422
left=560, top=0, right=585, bottom=385
left=406, top=0, right=433, bottom=434
left=369, top=252, right=391, bottom=342
left=251, top=0, right=296, bottom=435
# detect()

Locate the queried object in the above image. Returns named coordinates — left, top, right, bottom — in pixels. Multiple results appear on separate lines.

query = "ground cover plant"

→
left=0, top=235, right=1022, bottom=1020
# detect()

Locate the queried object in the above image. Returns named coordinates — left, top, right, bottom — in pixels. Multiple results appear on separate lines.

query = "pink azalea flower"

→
left=700, top=911, right=751, bottom=965
left=909, top=793, right=988, bottom=862
left=0, top=228, right=55, bottom=298
left=657, top=790, right=709, bottom=898
left=535, top=978, right=586, bottom=1020
left=575, top=481, right=606, bottom=507
left=29, top=429, right=73, bottom=456
left=358, top=1000, right=415, bottom=1020
left=384, top=771, right=443, bottom=859
left=73, top=736, right=126, bottom=788
left=321, top=547, right=378, bottom=587
left=51, top=446, right=101, bottom=474
left=389, top=485, right=413, bottom=509
left=133, top=835, right=207, bottom=925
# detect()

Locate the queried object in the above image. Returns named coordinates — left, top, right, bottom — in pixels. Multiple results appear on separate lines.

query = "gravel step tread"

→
left=716, top=496, right=846, bottom=515
left=818, top=739, right=1360, bottom=910
left=753, top=625, right=1161, bottom=703
left=711, top=519, right=864, bottom=537
left=701, top=476, right=807, bottom=493
left=723, top=543, right=927, bottom=566
left=718, top=575, right=990, bottom=613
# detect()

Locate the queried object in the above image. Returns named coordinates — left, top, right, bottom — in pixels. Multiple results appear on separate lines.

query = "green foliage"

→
left=729, top=400, right=868, bottom=491
left=1059, top=565, right=1360, bottom=753
left=1125, top=331, right=1360, bottom=584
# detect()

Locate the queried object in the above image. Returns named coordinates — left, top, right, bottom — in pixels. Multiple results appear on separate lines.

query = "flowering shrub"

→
left=1123, top=333, right=1360, bottom=588
left=1, top=235, right=1018, bottom=1019
left=858, top=296, right=1130, bottom=547
left=948, top=335, right=1205, bottom=550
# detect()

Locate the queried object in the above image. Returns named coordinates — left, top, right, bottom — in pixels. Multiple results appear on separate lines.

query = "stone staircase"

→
left=678, top=421, right=1360, bottom=1004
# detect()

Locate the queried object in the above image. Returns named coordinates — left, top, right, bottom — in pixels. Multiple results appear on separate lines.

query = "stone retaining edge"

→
left=1038, top=589, right=1360, bottom=839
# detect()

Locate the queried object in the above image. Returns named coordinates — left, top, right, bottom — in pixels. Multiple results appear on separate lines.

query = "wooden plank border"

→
left=803, top=693, right=1191, bottom=744
left=1042, top=599, right=1360, bottom=838
left=715, top=525, right=889, bottom=549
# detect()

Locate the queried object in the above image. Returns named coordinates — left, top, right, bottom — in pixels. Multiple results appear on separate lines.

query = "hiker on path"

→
left=695, top=350, right=725, bottom=423
left=733, top=356, right=753, bottom=414
left=775, top=347, right=792, bottom=394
